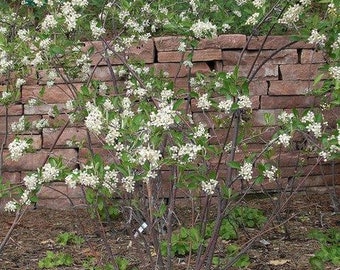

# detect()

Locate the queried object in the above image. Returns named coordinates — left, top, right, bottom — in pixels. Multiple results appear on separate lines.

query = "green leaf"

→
left=228, top=161, right=241, bottom=169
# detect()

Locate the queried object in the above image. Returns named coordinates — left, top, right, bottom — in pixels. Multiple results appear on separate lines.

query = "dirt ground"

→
left=0, top=193, right=339, bottom=270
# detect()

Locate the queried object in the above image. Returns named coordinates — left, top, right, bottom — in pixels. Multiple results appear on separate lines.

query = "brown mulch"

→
left=0, top=193, right=339, bottom=269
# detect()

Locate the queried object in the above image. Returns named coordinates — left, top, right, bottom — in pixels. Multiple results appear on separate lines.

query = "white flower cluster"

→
left=17, top=29, right=30, bottom=42
left=308, top=29, right=327, bottom=47
left=34, top=118, right=49, bottom=130
left=237, top=95, right=252, bottom=109
left=4, top=201, right=17, bottom=212
left=103, top=167, right=119, bottom=192
left=201, top=179, right=218, bottom=195
left=278, top=4, right=304, bottom=26
left=76, top=54, right=91, bottom=80
left=8, top=138, right=30, bottom=161
left=149, top=103, right=177, bottom=130
left=193, top=122, right=210, bottom=139
left=105, top=119, right=121, bottom=145
left=278, top=111, right=294, bottom=124
left=79, top=168, right=99, bottom=188
left=16, top=78, right=26, bottom=89
left=178, top=41, right=186, bottom=52
left=90, top=20, right=106, bottom=39
left=122, top=176, right=135, bottom=193
left=41, top=14, right=58, bottom=31
left=11, top=116, right=26, bottom=133
left=264, top=165, right=277, bottom=182
left=85, top=102, right=104, bottom=135
left=239, top=162, right=253, bottom=181
left=190, top=20, right=217, bottom=39
left=245, top=13, right=260, bottom=26
left=277, top=133, right=291, bottom=148
left=41, top=163, right=59, bottom=182
left=136, top=146, right=162, bottom=168
left=329, top=66, right=340, bottom=80
left=0, top=50, right=13, bottom=74
left=61, top=2, right=81, bottom=31
left=218, top=99, right=233, bottom=113
left=47, top=70, right=58, bottom=87
left=197, top=93, right=211, bottom=110
left=23, top=173, right=39, bottom=191
left=301, top=111, right=322, bottom=138
left=170, top=143, right=203, bottom=163
left=253, top=0, right=266, bottom=9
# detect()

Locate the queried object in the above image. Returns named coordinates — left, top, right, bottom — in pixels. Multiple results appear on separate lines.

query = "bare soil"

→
left=0, top=193, right=339, bottom=270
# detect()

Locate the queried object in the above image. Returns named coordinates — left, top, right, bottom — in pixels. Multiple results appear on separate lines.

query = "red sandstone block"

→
left=22, top=84, right=80, bottom=103
left=38, top=183, right=84, bottom=199
left=43, top=127, right=101, bottom=148
left=280, top=64, right=321, bottom=80
left=301, top=50, right=327, bottom=64
left=0, top=105, right=23, bottom=116
left=79, top=147, right=119, bottom=165
left=37, top=197, right=86, bottom=209
left=3, top=149, right=78, bottom=172
left=247, top=36, right=315, bottom=50
left=261, top=95, right=315, bottom=109
left=1, top=172, right=21, bottom=184
left=153, top=62, right=211, bottom=78
left=218, top=34, right=247, bottom=49
left=222, top=49, right=297, bottom=66
left=154, top=36, right=184, bottom=51
left=158, top=48, right=222, bottom=63
left=249, top=81, right=268, bottom=95
left=223, top=63, right=278, bottom=80
left=38, top=69, right=85, bottom=85
left=24, top=103, right=66, bottom=115
left=269, top=81, right=317, bottom=95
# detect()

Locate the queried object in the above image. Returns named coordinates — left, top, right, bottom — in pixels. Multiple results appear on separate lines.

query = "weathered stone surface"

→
left=154, top=36, right=184, bottom=51
left=218, top=34, right=247, bottom=49
left=1, top=172, right=21, bottom=184
left=249, top=81, right=268, bottom=95
left=153, top=62, right=211, bottom=77
left=222, top=49, right=297, bottom=66
left=24, top=103, right=66, bottom=115
left=247, top=36, right=315, bottom=50
left=269, top=81, right=315, bottom=95
left=251, top=109, right=282, bottom=126
left=261, top=95, right=315, bottom=109
left=280, top=64, right=321, bottom=80
left=158, top=49, right=222, bottom=62
left=301, top=49, right=327, bottom=64
left=0, top=105, right=23, bottom=116
left=223, top=63, right=278, bottom=80
left=22, top=84, right=80, bottom=103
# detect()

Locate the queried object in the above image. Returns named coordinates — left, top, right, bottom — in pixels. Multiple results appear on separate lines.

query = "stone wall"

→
left=1, top=35, right=339, bottom=208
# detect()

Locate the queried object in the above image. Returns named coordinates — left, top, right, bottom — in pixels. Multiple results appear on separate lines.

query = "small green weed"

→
left=38, top=251, right=73, bottom=269
left=308, top=228, right=340, bottom=270
left=56, top=232, right=84, bottom=246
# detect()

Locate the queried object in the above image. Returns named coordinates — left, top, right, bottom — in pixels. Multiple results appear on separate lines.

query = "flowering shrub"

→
left=0, top=0, right=339, bottom=269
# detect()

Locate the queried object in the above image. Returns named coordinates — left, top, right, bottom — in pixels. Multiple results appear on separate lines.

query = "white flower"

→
left=171, top=143, right=203, bottom=164
left=238, top=95, right=252, bottom=109
left=85, top=102, right=104, bottom=135
left=264, top=165, right=277, bottom=182
left=65, top=170, right=79, bottom=189
left=136, top=146, right=162, bottom=169
left=103, top=168, right=119, bottom=192
left=239, top=162, right=253, bottom=181
left=278, top=111, right=294, bottom=124
left=329, top=66, right=340, bottom=80
left=122, top=176, right=135, bottom=193
left=301, top=111, right=315, bottom=123
left=278, top=4, right=304, bottom=26
left=149, top=104, right=177, bottom=129
left=4, top=201, right=17, bottom=212
left=11, top=116, right=26, bottom=133
left=28, top=98, right=38, bottom=107
left=319, top=151, right=330, bottom=162
left=65, top=100, right=75, bottom=111
left=245, top=13, right=260, bottom=26
left=35, top=118, right=49, bottom=130
left=90, top=20, right=106, bottom=39
left=277, top=134, right=291, bottom=148
left=8, top=138, right=30, bottom=161
left=193, top=123, right=210, bottom=139
left=178, top=41, right=186, bottom=52
left=103, top=99, right=114, bottom=111
left=306, top=122, right=322, bottom=138
left=218, top=99, right=233, bottom=113
left=41, top=163, right=59, bottom=182
left=16, top=78, right=26, bottom=89
left=236, top=0, right=247, bottom=6
left=253, top=0, right=266, bottom=8
left=160, top=89, right=174, bottom=101
left=79, top=170, right=99, bottom=188
left=202, top=179, right=218, bottom=195
left=41, top=14, right=57, bottom=31
left=222, top=23, right=231, bottom=32
left=183, top=60, right=193, bottom=68
left=197, top=93, right=211, bottom=110
left=308, top=29, right=327, bottom=47
left=17, top=29, right=30, bottom=42
left=190, top=20, right=217, bottom=39
left=23, top=174, right=39, bottom=191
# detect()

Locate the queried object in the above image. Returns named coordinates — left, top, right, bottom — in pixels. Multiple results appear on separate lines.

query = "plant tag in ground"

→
left=259, top=239, right=270, bottom=246
left=268, top=259, right=290, bottom=265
